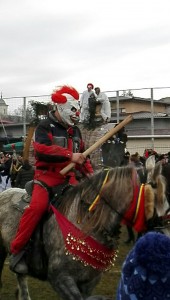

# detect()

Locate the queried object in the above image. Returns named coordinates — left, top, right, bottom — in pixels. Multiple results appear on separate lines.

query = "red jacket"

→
left=33, top=111, right=93, bottom=177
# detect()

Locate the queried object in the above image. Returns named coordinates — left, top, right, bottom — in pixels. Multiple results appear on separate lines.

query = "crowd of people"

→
left=0, top=152, right=34, bottom=192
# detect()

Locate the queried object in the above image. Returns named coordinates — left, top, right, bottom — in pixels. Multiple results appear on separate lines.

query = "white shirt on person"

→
left=96, top=92, right=111, bottom=122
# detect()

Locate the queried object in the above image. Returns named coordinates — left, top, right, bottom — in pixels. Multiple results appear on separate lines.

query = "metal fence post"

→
left=150, top=88, right=154, bottom=149
left=23, top=97, right=27, bottom=137
left=116, top=90, right=119, bottom=123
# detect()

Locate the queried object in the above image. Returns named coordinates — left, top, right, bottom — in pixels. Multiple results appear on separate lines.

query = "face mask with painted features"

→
left=51, top=85, right=80, bottom=126
left=57, top=99, right=80, bottom=126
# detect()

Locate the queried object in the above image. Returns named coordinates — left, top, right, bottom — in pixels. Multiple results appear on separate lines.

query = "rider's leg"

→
left=11, top=184, right=49, bottom=254
left=10, top=169, right=66, bottom=274
left=10, top=184, right=49, bottom=273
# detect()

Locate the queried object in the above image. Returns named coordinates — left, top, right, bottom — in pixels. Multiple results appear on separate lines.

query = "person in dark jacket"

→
left=10, top=85, right=93, bottom=274
left=0, top=153, right=12, bottom=191
left=10, top=154, right=23, bottom=187
left=15, top=160, right=34, bottom=189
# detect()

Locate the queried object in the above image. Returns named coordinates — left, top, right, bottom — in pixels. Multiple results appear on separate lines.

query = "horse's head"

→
left=76, top=167, right=137, bottom=248
left=57, top=162, right=170, bottom=253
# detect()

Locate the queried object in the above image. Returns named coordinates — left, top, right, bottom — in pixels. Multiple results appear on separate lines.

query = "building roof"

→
left=130, top=111, right=170, bottom=119
left=110, top=111, right=170, bottom=122
left=158, top=97, right=170, bottom=103
left=109, top=96, right=170, bottom=105
left=0, top=119, right=14, bottom=124
left=0, top=93, right=8, bottom=106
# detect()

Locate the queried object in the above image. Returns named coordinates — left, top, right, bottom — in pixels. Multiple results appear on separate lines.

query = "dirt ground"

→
left=0, top=226, right=134, bottom=299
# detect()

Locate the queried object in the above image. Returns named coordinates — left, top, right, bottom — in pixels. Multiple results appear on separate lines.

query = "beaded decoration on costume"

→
left=51, top=205, right=117, bottom=271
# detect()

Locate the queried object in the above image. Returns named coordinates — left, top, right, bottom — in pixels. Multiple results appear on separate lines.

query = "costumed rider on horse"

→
left=9, top=85, right=94, bottom=274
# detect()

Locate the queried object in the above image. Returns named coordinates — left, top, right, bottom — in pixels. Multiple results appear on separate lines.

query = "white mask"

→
left=57, top=98, right=80, bottom=126
left=51, top=85, right=80, bottom=125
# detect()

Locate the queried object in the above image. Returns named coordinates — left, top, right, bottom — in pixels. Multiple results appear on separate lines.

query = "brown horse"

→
left=0, top=157, right=169, bottom=300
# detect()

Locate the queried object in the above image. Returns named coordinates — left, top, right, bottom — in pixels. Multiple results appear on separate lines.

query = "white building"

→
left=0, top=93, right=8, bottom=116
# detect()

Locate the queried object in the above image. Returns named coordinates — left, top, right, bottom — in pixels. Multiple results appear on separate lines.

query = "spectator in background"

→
left=117, top=232, right=170, bottom=300
left=0, top=153, right=12, bottom=191
left=10, top=153, right=23, bottom=187
left=143, top=148, right=158, bottom=160
left=130, top=152, right=143, bottom=169
left=120, top=151, right=131, bottom=166
left=94, top=87, right=111, bottom=123
left=160, top=154, right=170, bottom=204
left=80, top=83, right=96, bottom=123
left=15, top=159, right=34, bottom=189
left=157, top=153, right=168, bottom=165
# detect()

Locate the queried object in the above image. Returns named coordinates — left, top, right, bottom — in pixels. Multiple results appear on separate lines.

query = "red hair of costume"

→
left=51, top=85, right=79, bottom=104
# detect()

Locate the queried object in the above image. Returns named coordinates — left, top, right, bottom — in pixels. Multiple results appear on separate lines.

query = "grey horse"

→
left=0, top=159, right=169, bottom=300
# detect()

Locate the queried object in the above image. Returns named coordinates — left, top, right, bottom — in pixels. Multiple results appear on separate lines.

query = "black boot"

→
left=9, top=250, right=28, bottom=274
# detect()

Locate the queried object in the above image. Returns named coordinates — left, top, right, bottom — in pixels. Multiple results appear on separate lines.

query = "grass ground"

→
left=0, top=226, right=134, bottom=299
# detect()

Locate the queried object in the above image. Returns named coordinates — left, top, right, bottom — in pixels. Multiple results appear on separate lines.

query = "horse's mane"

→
left=57, top=166, right=135, bottom=235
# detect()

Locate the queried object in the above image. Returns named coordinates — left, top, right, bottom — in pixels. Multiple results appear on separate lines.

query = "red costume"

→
left=11, top=86, right=93, bottom=255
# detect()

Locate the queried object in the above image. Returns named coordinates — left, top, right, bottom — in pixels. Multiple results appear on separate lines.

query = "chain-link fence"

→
left=3, top=85, right=170, bottom=119
left=1, top=86, right=170, bottom=155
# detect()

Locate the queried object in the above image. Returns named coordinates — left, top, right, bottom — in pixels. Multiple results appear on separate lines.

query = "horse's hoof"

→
left=9, top=253, right=28, bottom=274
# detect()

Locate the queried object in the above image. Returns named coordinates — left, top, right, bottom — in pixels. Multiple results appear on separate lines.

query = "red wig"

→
left=51, top=85, right=79, bottom=104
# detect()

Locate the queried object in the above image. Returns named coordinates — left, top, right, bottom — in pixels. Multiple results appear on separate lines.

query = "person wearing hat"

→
left=10, top=85, right=94, bottom=274
left=117, top=231, right=170, bottom=300
left=80, top=83, right=96, bottom=123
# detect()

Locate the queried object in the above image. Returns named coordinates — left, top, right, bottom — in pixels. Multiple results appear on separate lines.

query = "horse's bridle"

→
left=83, top=167, right=170, bottom=234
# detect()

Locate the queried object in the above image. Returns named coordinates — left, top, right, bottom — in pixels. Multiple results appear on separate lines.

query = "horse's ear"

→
left=145, top=155, right=163, bottom=184
left=152, top=161, right=162, bottom=182
left=145, top=155, right=155, bottom=172
left=145, top=155, right=156, bottom=183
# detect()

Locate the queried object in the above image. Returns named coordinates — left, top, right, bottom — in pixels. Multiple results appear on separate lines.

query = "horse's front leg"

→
left=15, top=274, right=31, bottom=300
left=48, top=271, right=84, bottom=300
left=78, top=275, right=102, bottom=299
left=0, top=243, right=7, bottom=291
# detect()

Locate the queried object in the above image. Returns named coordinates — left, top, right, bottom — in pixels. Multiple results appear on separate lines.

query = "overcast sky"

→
left=1, top=0, right=170, bottom=99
